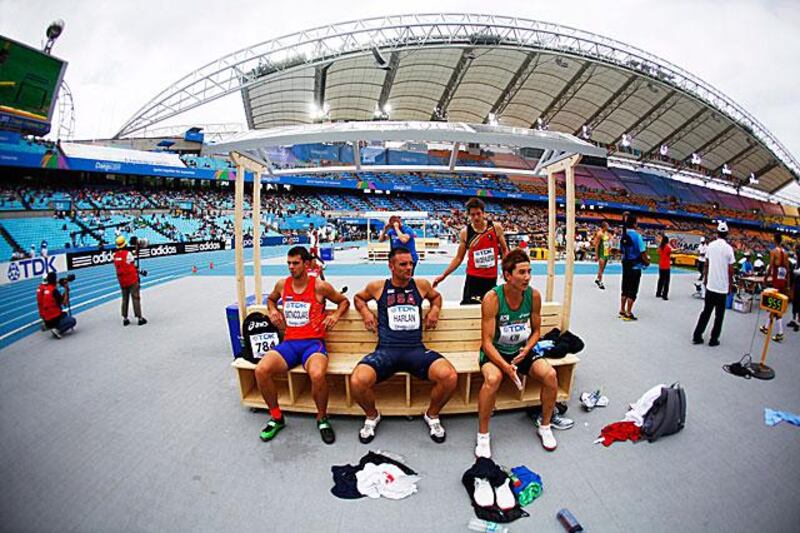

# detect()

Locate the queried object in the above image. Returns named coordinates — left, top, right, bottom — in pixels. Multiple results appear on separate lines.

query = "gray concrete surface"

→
left=1, top=269, right=798, bottom=532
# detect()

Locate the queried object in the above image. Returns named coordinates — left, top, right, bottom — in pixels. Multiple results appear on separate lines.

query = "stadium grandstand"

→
left=1, top=10, right=799, bottom=533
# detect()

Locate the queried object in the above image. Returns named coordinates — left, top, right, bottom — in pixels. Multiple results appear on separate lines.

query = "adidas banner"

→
left=66, top=239, right=225, bottom=270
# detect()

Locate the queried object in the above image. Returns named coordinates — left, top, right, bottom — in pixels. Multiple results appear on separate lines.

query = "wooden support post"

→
left=562, top=159, right=577, bottom=330
left=234, top=164, right=246, bottom=325
left=449, top=142, right=460, bottom=171
left=546, top=171, right=556, bottom=302
left=252, top=170, right=262, bottom=305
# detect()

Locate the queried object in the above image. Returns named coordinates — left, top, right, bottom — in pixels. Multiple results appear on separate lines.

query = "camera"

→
left=128, top=236, right=149, bottom=248
left=58, top=274, right=76, bottom=287
left=138, top=269, right=148, bottom=277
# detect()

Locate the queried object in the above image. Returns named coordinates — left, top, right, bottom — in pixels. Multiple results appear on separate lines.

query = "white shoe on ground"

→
left=475, top=432, right=492, bottom=458
left=473, top=478, right=494, bottom=508
left=538, top=424, right=557, bottom=451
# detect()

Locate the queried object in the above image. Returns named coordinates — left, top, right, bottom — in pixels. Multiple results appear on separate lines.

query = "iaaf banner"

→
left=668, top=232, right=704, bottom=252
left=235, top=235, right=310, bottom=249
left=66, top=239, right=226, bottom=270
left=0, top=254, right=68, bottom=285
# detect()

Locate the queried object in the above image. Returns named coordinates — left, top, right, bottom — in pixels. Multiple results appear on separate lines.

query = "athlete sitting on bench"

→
left=350, top=247, right=458, bottom=444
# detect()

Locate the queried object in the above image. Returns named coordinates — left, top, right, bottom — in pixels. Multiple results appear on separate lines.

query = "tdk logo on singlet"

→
left=502, top=323, right=528, bottom=333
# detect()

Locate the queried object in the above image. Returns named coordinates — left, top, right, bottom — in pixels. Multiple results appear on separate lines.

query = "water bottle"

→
left=556, top=508, right=584, bottom=532
left=467, top=517, right=509, bottom=533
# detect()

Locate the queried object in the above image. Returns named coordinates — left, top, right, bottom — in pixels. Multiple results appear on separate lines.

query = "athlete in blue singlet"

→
left=350, top=247, right=458, bottom=444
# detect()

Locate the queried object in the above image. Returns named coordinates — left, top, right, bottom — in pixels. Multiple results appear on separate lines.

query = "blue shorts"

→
left=359, top=345, right=443, bottom=383
left=273, top=339, right=327, bottom=369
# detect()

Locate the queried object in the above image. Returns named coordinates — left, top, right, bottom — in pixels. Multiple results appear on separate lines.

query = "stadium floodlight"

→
left=555, top=57, right=569, bottom=69
left=691, top=153, right=702, bottom=165
left=536, top=118, right=548, bottom=130
left=487, top=113, right=498, bottom=126
left=749, top=173, right=759, bottom=185
left=371, top=47, right=391, bottom=70
left=659, top=144, right=669, bottom=156
left=722, top=163, right=732, bottom=176
left=383, top=103, right=392, bottom=114
left=621, top=133, right=631, bottom=148
left=581, top=125, right=591, bottom=140
left=43, top=19, right=65, bottom=54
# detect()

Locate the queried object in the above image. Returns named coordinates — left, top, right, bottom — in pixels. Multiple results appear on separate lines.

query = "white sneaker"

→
left=50, top=328, right=63, bottom=339
left=495, top=478, right=516, bottom=510
left=473, top=478, right=494, bottom=508
left=359, top=413, right=381, bottom=444
left=537, top=424, right=557, bottom=451
left=423, top=411, right=446, bottom=443
left=475, top=433, right=492, bottom=458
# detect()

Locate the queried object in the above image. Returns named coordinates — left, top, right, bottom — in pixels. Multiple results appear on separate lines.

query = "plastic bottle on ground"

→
left=467, top=517, right=509, bottom=533
left=556, top=508, right=584, bottom=532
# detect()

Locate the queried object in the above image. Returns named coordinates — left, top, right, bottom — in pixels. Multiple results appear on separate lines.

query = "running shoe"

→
left=259, top=418, right=285, bottom=442
left=423, top=411, right=446, bottom=443
left=138, top=317, right=148, bottom=326
left=475, top=433, right=492, bottom=458
left=708, top=339, right=720, bottom=347
left=317, top=417, right=335, bottom=445
left=495, top=478, right=516, bottom=511
left=759, top=325, right=769, bottom=335
left=123, top=318, right=130, bottom=326
left=773, top=333, right=784, bottom=342
left=598, top=281, right=605, bottom=290
left=359, top=413, right=381, bottom=444
left=536, top=413, right=574, bottom=430
left=692, top=337, right=704, bottom=345
left=50, top=328, right=63, bottom=339
left=621, top=313, right=638, bottom=321
left=618, top=311, right=627, bottom=319
left=473, top=478, right=495, bottom=508
left=537, top=425, right=557, bottom=451
left=787, top=320, right=798, bottom=329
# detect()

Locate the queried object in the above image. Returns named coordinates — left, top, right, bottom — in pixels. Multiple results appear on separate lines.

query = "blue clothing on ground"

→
left=764, top=408, right=800, bottom=427
left=741, top=260, right=754, bottom=275
left=386, top=225, right=418, bottom=263
left=622, top=229, right=647, bottom=270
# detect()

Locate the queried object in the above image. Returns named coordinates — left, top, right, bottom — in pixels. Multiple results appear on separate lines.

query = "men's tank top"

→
left=482, top=285, right=533, bottom=359
left=770, top=248, right=789, bottom=291
left=377, top=278, right=423, bottom=348
left=282, top=276, right=325, bottom=340
left=466, top=221, right=500, bottom=279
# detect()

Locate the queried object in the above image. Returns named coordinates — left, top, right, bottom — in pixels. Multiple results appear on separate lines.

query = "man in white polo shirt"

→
left=692, top=222, right=735, bottom=347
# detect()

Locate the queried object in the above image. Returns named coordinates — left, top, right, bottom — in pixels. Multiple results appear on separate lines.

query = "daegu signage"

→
left=0, top=254, right=67, bottom=285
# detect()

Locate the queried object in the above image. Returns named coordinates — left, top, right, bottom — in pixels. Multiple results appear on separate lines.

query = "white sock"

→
left=775, top=318, right=784, bottom=335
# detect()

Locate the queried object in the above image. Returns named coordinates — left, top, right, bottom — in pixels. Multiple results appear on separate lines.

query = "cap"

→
left=115, top=236, right=127, bottom=248
left=717, top=221, right=729, bottom=233
left=700, top=237, right=706, bottom=243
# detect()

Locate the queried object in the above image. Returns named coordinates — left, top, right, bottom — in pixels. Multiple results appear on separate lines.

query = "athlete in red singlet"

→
left=762, top=233, right=791, bottom=342
left=254, top=246, right=349, bottom=444
left=434, top=197, right=508, bottom=304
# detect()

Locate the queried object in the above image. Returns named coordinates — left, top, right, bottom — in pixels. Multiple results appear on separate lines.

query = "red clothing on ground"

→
left=282, top=276, right=325, bottom=340
left=658, top=244, right=673, bottom=270
left=599, top=421, right=641, bottom=447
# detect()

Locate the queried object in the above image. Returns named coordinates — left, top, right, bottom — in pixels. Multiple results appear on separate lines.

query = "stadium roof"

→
left=115, top=13, right=800, bottom=196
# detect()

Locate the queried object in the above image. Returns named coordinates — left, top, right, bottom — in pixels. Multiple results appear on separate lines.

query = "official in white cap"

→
left=692, top=221, right=735, bottom=346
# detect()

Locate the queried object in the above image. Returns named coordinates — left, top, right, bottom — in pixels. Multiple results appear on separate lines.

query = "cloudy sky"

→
left=3, top=0, right=799, bottom=198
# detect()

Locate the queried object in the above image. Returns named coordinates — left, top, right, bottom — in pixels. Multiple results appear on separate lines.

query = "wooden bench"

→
left=232, top=301, right=579, bottom=416
left=367, top=242, right=427, bottom=262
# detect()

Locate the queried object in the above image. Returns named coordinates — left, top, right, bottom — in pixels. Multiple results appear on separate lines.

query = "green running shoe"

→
left=259, top=418, right=285, bottom=442
left=318, top=417, right=335, bottom=445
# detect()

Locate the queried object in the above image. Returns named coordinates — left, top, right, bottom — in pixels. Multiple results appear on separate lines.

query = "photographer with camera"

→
left=37, top=272, right=76, bottom=339
left=114, top=236, right=147, bottom=326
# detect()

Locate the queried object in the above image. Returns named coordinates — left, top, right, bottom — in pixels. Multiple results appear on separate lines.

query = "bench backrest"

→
left=324, top=301, right=562, bottom=355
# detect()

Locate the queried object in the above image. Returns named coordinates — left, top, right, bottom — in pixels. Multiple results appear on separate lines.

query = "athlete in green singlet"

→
left=593, top=221, right=610, bottom=290
left=475, top=249, right=568, bottom=458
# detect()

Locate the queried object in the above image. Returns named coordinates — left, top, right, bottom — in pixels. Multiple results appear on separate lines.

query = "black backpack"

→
left=641, top=383, right=686, bottom=442
left=238, top=311, right=281, bottom=363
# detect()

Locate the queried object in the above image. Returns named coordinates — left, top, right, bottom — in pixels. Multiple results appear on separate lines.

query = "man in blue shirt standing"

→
left=380, top=215, right=419, bottom=270
left=619, top=212, right=650, bottom=321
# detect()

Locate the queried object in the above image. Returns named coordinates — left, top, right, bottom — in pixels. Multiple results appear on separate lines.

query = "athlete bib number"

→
left=777, top=267, right=788, bottom=279
left=473, top=248, right=496, bottom=269
left=284, top=301, right=311, bottom=327
left=498, top=322, right=531, bottom=347
left=249, top=332, right=280, bottom=359
left=388, top=305, right=420, bottom=331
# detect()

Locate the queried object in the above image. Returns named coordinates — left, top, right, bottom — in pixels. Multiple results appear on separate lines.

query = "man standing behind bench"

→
left=255, top=246, right=350, bottom=444
left=350, top=247, right=458, bottom=444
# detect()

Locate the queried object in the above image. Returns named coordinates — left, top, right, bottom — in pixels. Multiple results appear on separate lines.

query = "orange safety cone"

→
left=209, top=261, right=214, bottom=269
left=192, top=265, right=197, bottom=274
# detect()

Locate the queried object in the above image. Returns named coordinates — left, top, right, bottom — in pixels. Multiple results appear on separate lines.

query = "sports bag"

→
left=238, top=311, right=281, bottom=363
left=641, top=383, right=686, bottom=442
